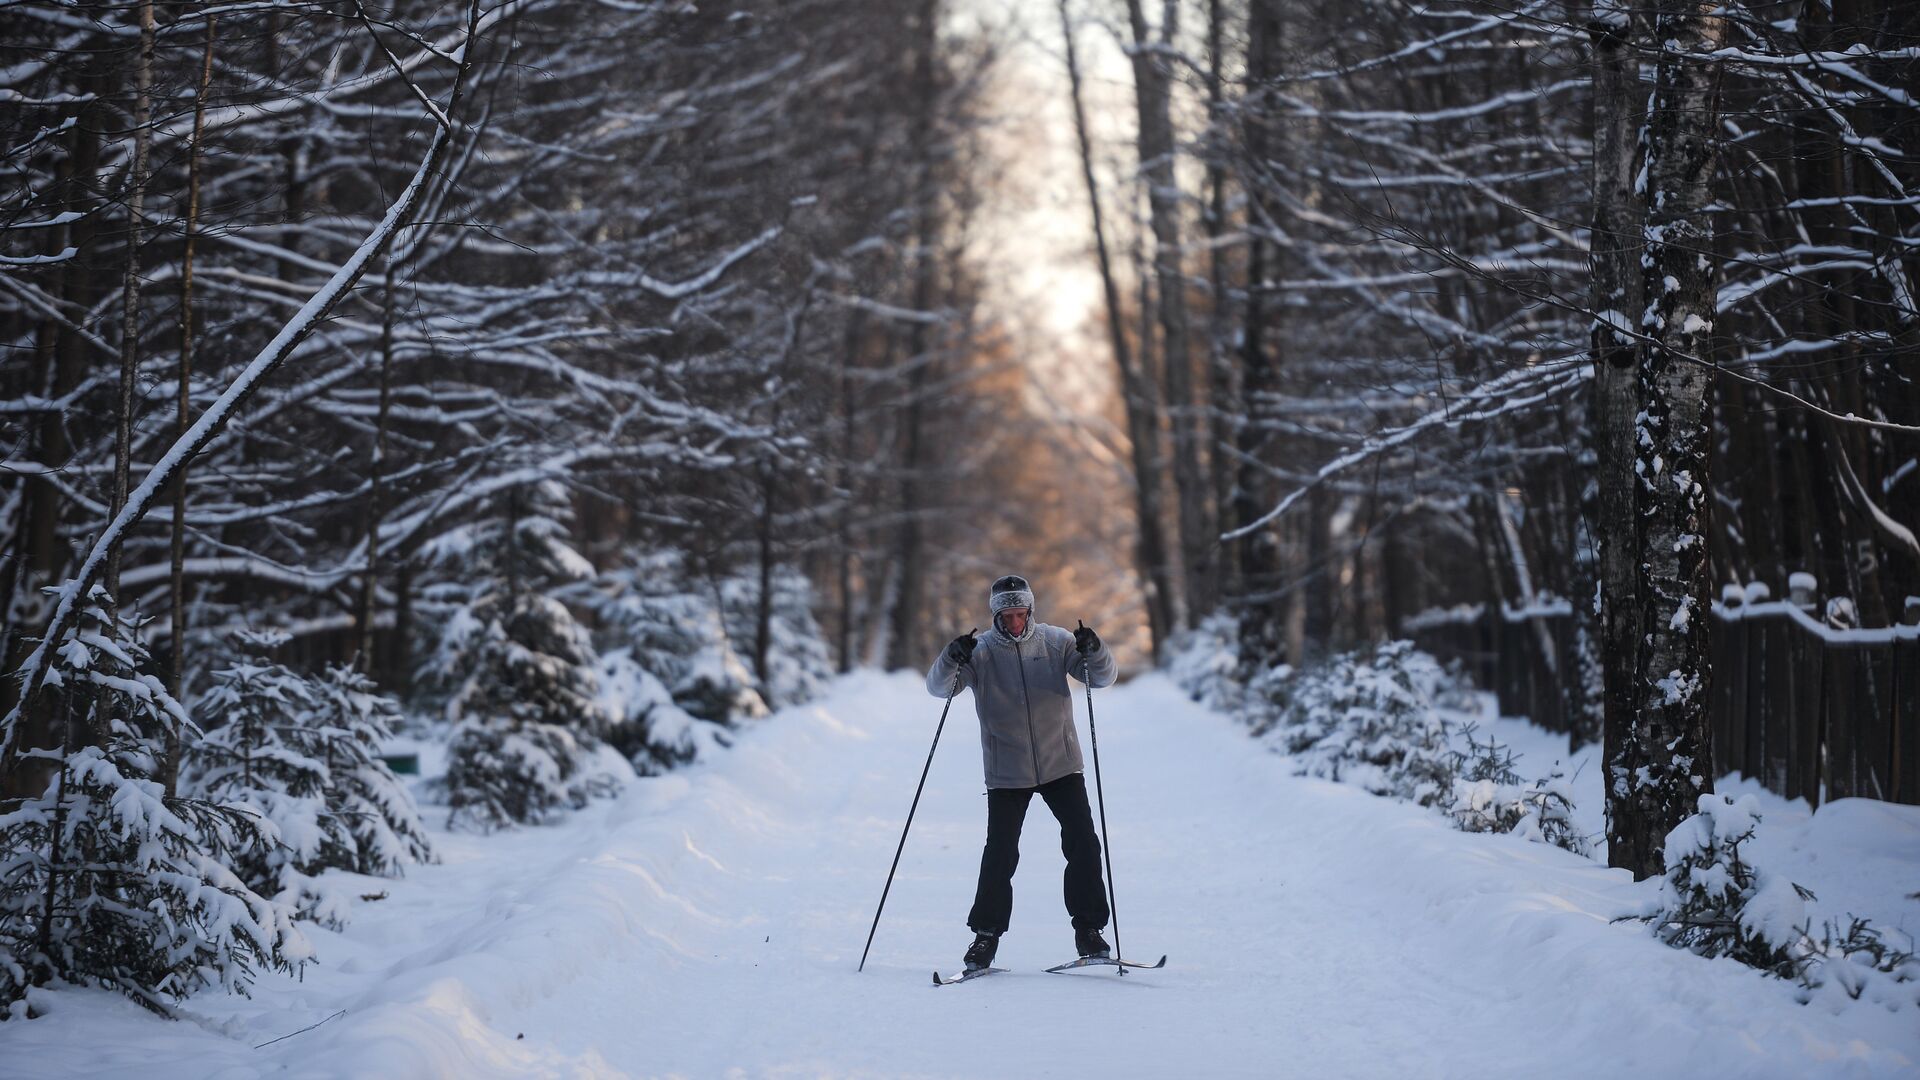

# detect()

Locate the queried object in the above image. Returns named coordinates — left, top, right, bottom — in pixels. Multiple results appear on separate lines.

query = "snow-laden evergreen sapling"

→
left=1796, top=916, right=1919, bottom=1008
left=309, top=664, right=435, bottom=875
left=593, top=648, right=732, bottom=775
left=186, top=635, right=435, bottom=926
left=424, top=480, right=630, bottom=830
left=1447, top=724, right=1589, bottom=856
left=716, top=563, right=832, bottom=711
left=186, top=636, right=342, bottom=925
left=1271, top=641, right=1455, bottom=807
left=1644, top=793, right=1807, bottom=977
left=574, top=551, right=797, bottom=772
left=1167, top=612, right=1246, bottom=713
left=1643, top=793, right=1918, bottom=1009
left=0, top=589, right=308, bottom=1018
left=586, top=551, right=770, bottom=727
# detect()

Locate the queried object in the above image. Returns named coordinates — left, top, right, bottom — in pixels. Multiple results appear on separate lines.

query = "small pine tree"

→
left=189, top=633, right=338, bottom=923
left=186, top=635, right=434, bottom=926
left=588, top=552, right=769, bottom=726
left=1167, top=612, right=1247, bottom=713
left=1642, top=796, right=1919, bottom=1007
left=0, top=589, right=308, bottom=1017
left=1276, top=641, right=1456, bottom=807
left=425, top=480, right=628, bottom=831
left=1447, top=725, right=1589, bottom=856
left=1647, top=793, right=1806, bottom=976
left=310, top=664, right=435, bottom=875
left=440, top=594, right=626, bottom=830
left=717, top=564, right=831, bottom=710
left=594, top=647, right=733, bottom=774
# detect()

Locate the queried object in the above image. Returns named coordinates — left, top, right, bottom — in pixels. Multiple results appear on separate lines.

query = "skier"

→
left=924, top=573, right=1118, bottom=973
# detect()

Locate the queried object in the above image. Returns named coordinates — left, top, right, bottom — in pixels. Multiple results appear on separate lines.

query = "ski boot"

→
left=963, top=931, right=1000, bottom=971
left=1074, top=927, right=1111, bottom=959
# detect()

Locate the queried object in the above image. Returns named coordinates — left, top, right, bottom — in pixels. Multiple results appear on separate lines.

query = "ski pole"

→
left=1079, top=620, right=1124, bottom=975
left=858, top=630, right=974, bottom=973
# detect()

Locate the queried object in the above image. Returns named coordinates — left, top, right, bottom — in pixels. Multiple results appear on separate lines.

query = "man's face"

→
left=998, top=607, right=1030, bottom=637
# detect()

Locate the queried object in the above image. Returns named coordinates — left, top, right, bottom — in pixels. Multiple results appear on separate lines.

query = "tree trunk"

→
left=1590, top=0, right=1650, bottom=860
left=1233, top=0, right=1289, bottom=674
left=755, top=463, right=777, bottom=692
left=1059, top=0, right=1174, bottom=661
left=358, top=265, right=396, bottom=671
left=1610, top=0, right=1727, bottom=880
left=885, top=0, right=941, bottom=671
left=1202, top=0, right=1236, bottom=612
left=107, top=0, right=156, bottom=605
left=1125, top=0, right=1204, bottom=630
left=835, top=312, right=865, bottom=674
left=163, top=14, right=217, bottom=798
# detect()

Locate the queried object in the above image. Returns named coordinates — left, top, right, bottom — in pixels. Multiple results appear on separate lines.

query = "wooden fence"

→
left=1403, top=591, right=1920, bottom=809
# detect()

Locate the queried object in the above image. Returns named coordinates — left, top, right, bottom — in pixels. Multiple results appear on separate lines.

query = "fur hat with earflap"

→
left=989, top=574, right=1037, bottom=643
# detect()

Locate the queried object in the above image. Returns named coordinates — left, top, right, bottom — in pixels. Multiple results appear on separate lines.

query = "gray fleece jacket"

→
left=924, top=623, right=1119, bottom=790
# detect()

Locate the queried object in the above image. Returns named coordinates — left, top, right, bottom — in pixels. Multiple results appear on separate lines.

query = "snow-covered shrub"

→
left=575, top=551, right=831, bottom=774
left=1447, top=726, right=1588, bottom=855
left=1428, top=655, right=1480, bottom=713
left=186, top=636, right=434, bottom=925
left=0, top=590, right=308, bottom=1017
left=305, top=665, right=435, bottom=875
left=595, top=648, right=734, bottom=775
left=1796, top=916, right=1919, bottom=1008
left=438, top=593, right=629, bottom=831
left=1271, top=641, right=1456, bottom=808
left=716, top=564, right=831, bottom=710
left=1647, top=793, right=1807, bottom=976
left=1644, top=794, right=1919, bottom=1007
left=419, top=481, right=630, bottom=831
left=1188, top=631, right=1588, bottom=855
left=582, top=552, right=771, bottom=728
left=1167, top=612, right=1244, bottom=712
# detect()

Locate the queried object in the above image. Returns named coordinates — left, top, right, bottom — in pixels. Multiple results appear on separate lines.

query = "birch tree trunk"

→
left=1590, top=0, right=1647, bottom=814
left=1610, top=0, right=1727, bottom=879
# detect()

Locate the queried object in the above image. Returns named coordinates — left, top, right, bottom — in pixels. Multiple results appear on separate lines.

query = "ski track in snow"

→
left=5, top=670, right=1918, bottom=1079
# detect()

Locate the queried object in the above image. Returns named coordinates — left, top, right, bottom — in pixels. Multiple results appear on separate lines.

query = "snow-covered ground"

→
left=5, top=670, right=1917, bottom=1078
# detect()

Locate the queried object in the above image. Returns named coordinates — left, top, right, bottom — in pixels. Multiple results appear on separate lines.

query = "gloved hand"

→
left=946, top=631, right=978, bottom=665
left=1074, top=621, right=1101, bottom=655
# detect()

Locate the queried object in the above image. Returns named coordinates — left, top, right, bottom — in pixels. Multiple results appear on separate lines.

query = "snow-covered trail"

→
left=10, top=671, right=1917, bottom=1078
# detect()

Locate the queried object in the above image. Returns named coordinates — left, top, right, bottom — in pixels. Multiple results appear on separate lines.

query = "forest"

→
left=1, top=0, right=1915, bottom=1034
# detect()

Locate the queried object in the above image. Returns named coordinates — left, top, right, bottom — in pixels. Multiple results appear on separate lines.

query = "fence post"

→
left=1894, top=599, right=1919, bottom=804
left=1720, top=584, right=1751, bottom=776
left=1760, top=597, right=1791, bottom=793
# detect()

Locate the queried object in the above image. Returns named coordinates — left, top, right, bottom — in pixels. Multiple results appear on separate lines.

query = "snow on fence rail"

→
left=1403, top=587, right=1920, bottom=809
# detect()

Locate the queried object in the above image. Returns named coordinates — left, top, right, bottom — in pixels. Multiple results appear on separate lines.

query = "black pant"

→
left=967, top=771, right=1109, bottom=935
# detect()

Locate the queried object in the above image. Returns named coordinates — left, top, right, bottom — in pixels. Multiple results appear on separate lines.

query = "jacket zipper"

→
left=1016, top=639, right=1040, bottom=785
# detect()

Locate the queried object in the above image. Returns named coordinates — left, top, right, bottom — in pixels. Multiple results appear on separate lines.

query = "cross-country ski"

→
left=933, top=967, right=1010, bottom=987
left=1044, top=954, right=1168, bottom=975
